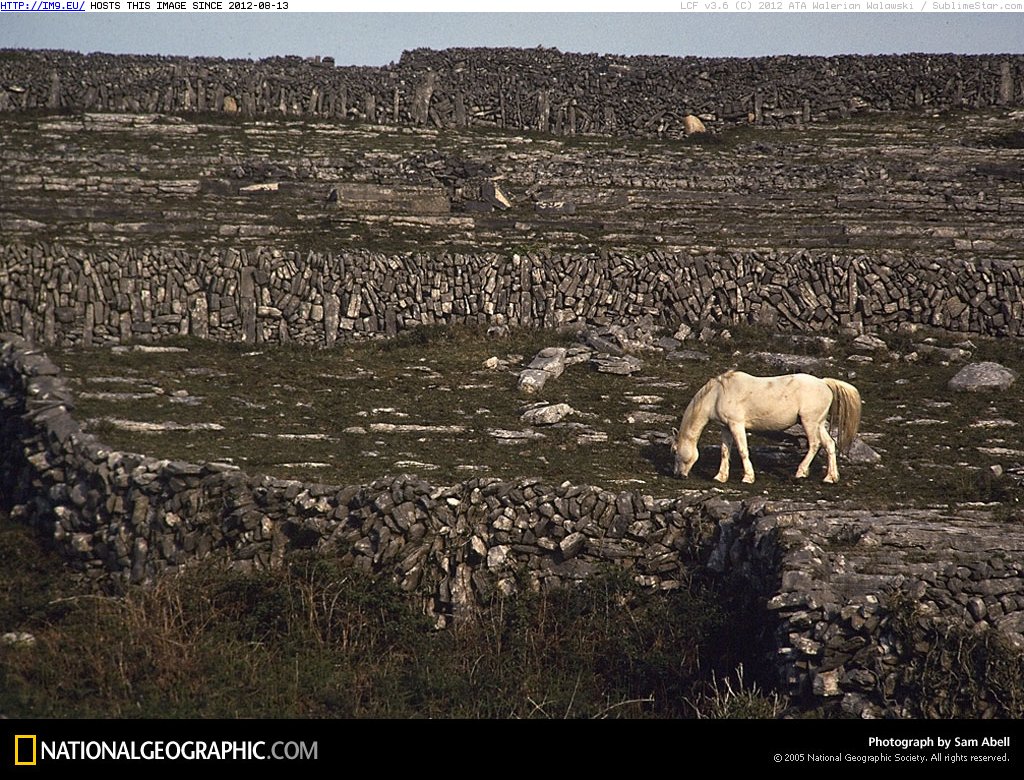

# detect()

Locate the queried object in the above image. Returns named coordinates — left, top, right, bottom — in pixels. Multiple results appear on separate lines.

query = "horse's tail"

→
left=823, top=378, right=862, bottom=453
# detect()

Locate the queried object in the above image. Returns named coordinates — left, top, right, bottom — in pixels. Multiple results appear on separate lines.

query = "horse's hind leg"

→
left=819, top=423, right=839, bottom=483
left=714, top=428, right=733, bottom=482
left=795, top=420, right=821, bottom=479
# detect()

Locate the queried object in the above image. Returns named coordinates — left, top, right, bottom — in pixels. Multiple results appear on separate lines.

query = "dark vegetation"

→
left=5, top=497, right=1023, bottom=718
left=0, top=514, right=778, bottom=719
left=886, top=592, right=1024, bottom=719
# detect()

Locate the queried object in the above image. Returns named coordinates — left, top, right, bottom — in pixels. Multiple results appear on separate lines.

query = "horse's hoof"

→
left=795, top=471, right=808, bottom=479
left=713, top=474, right=728, bottom=483
left=823, top=475, right=839, bottom=484
left=742, top=476, right=755, bottom=484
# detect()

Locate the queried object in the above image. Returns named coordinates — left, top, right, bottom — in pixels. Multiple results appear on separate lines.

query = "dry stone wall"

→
left=0, top=241, right=1019, bottom=343
left=0, top=331, right=716, bottom=609
left=4, top=332, right=1024, bottom=718
left=716, top=499, right=1024, bottom=718
left=1, top=49, right=1021, bottom=137
left=2, top=243, right=1022, bottom=347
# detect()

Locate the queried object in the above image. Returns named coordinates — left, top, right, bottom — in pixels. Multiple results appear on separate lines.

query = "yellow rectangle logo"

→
left=14, top=735, right=37, bottom=766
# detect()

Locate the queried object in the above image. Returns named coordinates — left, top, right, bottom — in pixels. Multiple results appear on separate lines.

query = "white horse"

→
left=670, top=370, right=862, bottom=484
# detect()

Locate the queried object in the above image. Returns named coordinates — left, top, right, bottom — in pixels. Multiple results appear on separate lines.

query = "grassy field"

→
left=49, top=323, right=1024, bottom=510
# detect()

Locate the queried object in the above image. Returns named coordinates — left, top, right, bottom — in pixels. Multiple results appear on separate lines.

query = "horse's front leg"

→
left=795, top=420, right=821, bottom=479
left=714, top=428, right=732, bottom=482
left=728, top=423, right=755, bottom=484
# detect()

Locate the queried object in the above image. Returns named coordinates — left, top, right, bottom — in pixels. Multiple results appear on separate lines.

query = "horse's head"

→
left=670, top=428, right=698, bottom=478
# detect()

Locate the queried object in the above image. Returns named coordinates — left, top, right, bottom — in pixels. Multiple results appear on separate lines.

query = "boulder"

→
left=239, top=182, right=280, bottom=193
left=583, top=330, right=624, bottom=356
left=559, top=532, right=586, bottom=558
left=656, top=337, right=681, bottom=351
left=915, top=344, right=971, bottom=362
left=517, top=347, right=568, bottom=394
left=683, top=115, right=707, bottom=135
left=1, top=632, right=36, bottom=647
left=948, top=362, right=1017, bottom=392
left=845, top=436, right=882, bottom=465
left=482, top=181, right=512, bottom=210
left=673, top=323, right=694, bottom=341
left=528, top=347, right=567, bottom=378
left=852, top=334, right=887, bottom=351
left=517, top=369, right=549, bottom=395
left=750, top=352, right=827, bottom=374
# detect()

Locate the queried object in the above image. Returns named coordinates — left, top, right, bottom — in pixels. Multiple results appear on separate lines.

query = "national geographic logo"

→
left=14, top=735, right=37, bottom=766
left=9, top=736, right=316, bottom=763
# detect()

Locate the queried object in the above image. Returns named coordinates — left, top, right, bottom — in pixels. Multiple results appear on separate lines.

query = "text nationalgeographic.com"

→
left=15, top=737, right=317, bottom=763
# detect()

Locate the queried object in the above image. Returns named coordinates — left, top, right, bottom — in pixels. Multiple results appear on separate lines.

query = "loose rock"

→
left=592, top=353, right=643, bottom=375
left=948, top=362, right=1018, bottom=393
left=518, top=347, right=568, bottom=394
left=521, top=403, right=575, bottom=425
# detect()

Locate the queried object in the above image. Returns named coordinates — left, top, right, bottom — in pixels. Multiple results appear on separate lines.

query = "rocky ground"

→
left=2, top=108, right=1023, bottom=258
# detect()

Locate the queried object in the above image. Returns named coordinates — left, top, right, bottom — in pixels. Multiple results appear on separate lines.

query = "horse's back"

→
left=716, top=371, right=832, bottom=429
left=720, top=371, right=829, bottom=398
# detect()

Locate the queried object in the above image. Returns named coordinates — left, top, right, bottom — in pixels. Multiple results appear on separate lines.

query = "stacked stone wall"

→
left=0, top=333, right=716, bottom=612
left=2, top=48, right=1021, bottom=137
left=3, top=244, right=1022, bottom=347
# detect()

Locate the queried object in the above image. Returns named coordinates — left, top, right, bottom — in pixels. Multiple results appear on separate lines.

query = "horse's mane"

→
left=689, top=374, right=721, bottom=406
left=679, top=371, right=731, bottom=427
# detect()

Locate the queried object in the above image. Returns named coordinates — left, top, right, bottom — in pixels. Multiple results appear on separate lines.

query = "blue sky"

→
left=2, top=13, right=1023, bottom=64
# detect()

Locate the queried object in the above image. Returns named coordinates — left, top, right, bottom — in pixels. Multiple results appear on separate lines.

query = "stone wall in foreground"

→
left=2, top=244, right=1023, bottom=347
left=0, top=332, right=717, bottom=610
left=3, top=332, right=1024, bottom=718
left=716, top=499, right=1024, bottom=718
left=1, top=49, right=1021, bottom=137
